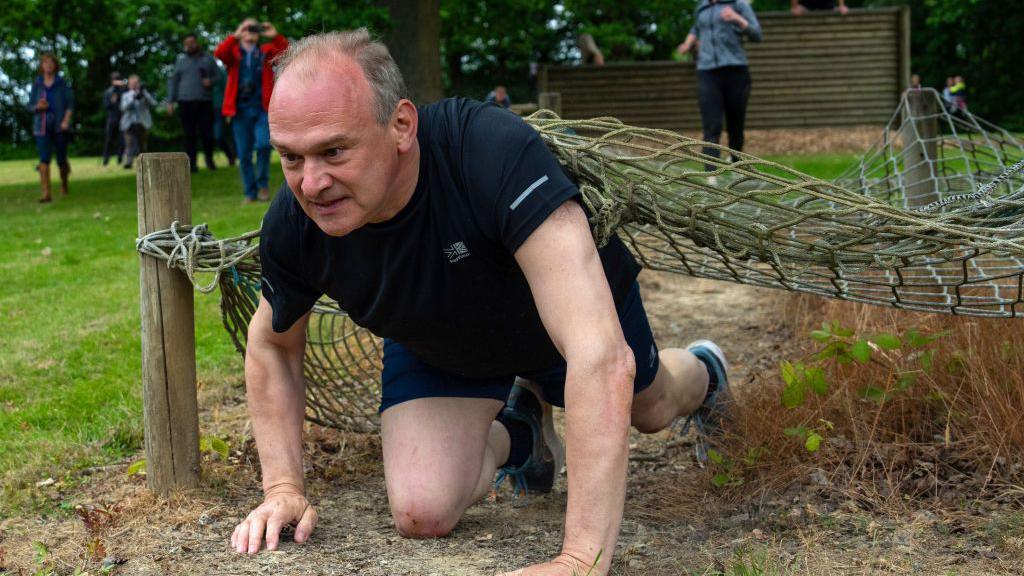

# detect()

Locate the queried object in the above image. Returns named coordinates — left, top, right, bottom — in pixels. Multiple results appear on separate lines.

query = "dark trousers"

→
left=124, top=123, right=148, bottom=167
left=213, top=112, right=236, bottom=165
left=102, top=113, right=123, bottom=166
left=697, top=65, right=752, bottom=167
left=178, top=100, right=216, bottom=171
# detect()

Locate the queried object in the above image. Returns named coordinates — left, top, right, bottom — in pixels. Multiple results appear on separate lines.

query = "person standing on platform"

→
left=676, top=0, right=762, bottom=173
left=167, top=33, right=219, bottom=173
left=215, top=19, right=288, bottom=203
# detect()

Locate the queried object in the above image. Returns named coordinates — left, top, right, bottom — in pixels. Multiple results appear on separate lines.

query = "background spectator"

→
left=677, top=0, right=762, bottom=173
left=942, top=76, right=956, bottom=111
left=485, top=85, right=512, bottom=108
left=120, top=75, right=158, bottom=169
left=211, top=62, right=236, bottom=166
left=27, top=52, right=74, bottom=203
left=215, top=19, right=288, bottom=204
left=102, top=72, right=126, bottom=167
left=167, top=33, right=219, bottom=173
left=951, top=75, right=967, bottom=110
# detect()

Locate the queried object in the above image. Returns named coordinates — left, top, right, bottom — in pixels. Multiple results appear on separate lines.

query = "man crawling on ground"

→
left=230, top=29, right=730, bottom=576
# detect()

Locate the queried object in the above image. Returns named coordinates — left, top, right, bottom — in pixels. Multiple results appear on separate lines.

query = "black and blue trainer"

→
left=680, top=339, right=731, bottom=462
left=494, top=379, right=565, bottom=497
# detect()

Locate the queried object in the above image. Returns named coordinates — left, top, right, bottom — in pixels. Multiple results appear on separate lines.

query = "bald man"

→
left=230, top=29, right=731, bottom=576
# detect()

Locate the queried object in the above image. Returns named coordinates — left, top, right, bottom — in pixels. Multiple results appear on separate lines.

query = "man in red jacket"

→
left=215, top=19, right=288, bottom=203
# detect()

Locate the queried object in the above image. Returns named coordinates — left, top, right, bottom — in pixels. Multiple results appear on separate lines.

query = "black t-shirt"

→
left=259, top=98, right=641, bottom=378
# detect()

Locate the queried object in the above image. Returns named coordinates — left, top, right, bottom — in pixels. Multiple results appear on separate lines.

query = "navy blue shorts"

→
left=36, top=132, right=68, bottom=166
left=379, top=281, right=660, bottom=412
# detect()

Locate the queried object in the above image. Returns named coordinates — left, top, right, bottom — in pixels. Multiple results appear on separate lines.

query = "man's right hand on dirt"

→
left=230, top=485, right=317, bottom=554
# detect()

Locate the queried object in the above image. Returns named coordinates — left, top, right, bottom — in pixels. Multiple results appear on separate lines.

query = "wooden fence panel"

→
left=540, top=7, right=909, bottom=131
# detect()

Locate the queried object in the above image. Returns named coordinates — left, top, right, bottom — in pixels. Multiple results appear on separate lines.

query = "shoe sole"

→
left=686, top=339, right=729, bottom=375
left=514, top=377, right=566, bottom=476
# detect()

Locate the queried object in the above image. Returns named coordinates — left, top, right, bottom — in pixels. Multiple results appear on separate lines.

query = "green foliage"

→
left=126, top=459, right=147, bottom=477
left=0, top=0, right=387, bottom=153
left=707, top=448, right=747, bottom=488
left=199, top=434, right=230, bottom=461
left=0, top=153, right=264, bottom=513
left=777, top=321, right=948, bottom=453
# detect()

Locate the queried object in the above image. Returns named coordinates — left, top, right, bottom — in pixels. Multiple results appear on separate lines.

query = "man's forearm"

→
left=246, top=341, right=308, bottom=491
left=561, top=354, right=634, bottom=572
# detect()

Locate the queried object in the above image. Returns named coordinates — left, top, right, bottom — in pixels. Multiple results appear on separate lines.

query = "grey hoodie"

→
left=167, top=51, right=218, bottom=102
left=689, top=0, right=763, bottom=71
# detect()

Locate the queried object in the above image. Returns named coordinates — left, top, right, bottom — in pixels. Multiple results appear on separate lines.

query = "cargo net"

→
left=136, top=88, right=1024, bottom=432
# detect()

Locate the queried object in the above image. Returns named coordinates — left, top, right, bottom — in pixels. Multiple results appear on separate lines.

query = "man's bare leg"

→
left=630, top=347, right=710, bottom=433
left=381, top=397, right=509, bottom=538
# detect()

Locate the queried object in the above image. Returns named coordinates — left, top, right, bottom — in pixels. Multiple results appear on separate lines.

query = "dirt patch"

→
left=2, top=273, right=1021, bottom=575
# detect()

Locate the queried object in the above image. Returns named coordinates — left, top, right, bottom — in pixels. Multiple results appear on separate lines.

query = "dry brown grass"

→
left=661, top=294, right=1024, bottom=518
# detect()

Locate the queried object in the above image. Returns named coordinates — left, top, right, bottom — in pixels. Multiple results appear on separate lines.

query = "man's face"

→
left=495, top=87, right=507, bottom=103
left=269, top=58, right=404, bottom=237
left=184, top=36, right=200, bottom=54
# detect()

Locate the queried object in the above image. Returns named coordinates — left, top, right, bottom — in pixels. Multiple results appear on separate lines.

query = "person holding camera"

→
left=215, top=18, right=288, bottom=204
left=120, top=75, right=158, bottom=169
left=168, top=33, right=220, bottom=173
left=102, top=72, right=126, bottom=167
left=27, top=52, right=74, bottom=203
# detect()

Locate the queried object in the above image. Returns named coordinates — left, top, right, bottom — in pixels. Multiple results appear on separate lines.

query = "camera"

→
left=247, top=24, right=265, bottom=34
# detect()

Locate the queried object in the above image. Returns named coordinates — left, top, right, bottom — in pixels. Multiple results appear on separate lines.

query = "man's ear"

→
left=391, top=99, right=418, bottom=153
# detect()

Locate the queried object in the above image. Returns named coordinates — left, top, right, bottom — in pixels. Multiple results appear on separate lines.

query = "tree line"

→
left=1, top=0, right=1020, bottom=158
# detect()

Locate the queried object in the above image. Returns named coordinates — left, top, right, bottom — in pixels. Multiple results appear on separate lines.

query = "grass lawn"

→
left=0, top=153, right=280, bottom=511
left=0, top=150, right=860, bottom=513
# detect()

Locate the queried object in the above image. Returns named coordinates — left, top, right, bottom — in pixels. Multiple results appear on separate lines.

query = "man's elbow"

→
left=578, top=342, right=636, bottom=402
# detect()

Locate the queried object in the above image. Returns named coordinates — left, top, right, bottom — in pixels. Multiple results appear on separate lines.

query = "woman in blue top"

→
left=676, top=0, right=762, bottom=171
left=27, top=53, right=75, bottom=203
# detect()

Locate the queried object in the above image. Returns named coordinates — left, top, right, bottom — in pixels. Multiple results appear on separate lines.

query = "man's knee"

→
left=390, top=497, right=460, bottom=539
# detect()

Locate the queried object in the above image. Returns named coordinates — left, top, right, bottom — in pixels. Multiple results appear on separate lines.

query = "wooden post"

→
left=898, top=5, right=912, bottom=93
left=136, top=153, right=200, bottom=494
left=901, top=90, right=940, bottom=208
left=538, top=92, right=562, bottom=117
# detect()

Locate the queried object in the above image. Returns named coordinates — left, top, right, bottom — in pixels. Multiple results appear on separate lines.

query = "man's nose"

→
left=301, top=160, right=331, bottom=199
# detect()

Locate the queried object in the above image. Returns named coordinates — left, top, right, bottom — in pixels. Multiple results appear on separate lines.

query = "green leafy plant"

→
left=780, top=322, right=948, bottom=451
left=707, top=448, right=762, bottom=488
left=199, top=435, right=230, bottom=461
left=125, top=434, right=229, bottom=478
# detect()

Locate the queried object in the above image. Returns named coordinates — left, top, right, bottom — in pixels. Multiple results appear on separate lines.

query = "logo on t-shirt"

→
left=443, top=241, right=471, bottom=263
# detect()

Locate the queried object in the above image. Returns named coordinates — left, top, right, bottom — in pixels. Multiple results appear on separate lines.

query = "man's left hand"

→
left=261, top=22, right=278, bottom=39
left=496, top=553, right=602, bottom=576
left=59, top=119, right=70, bottom=132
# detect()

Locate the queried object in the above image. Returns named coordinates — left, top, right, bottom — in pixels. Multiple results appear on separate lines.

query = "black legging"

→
left=697, top=65, right=752, bottom=167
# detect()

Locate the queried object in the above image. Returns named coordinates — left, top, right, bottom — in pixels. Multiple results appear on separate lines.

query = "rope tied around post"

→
left=136, top=222, right=260, bottom=293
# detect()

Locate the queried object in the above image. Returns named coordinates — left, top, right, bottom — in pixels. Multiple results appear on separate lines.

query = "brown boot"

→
left=58, top=162, right=71, bottom=196
left=38, top=163, right=52, bottom=203
left=257, top=187, right=270, bottom=201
